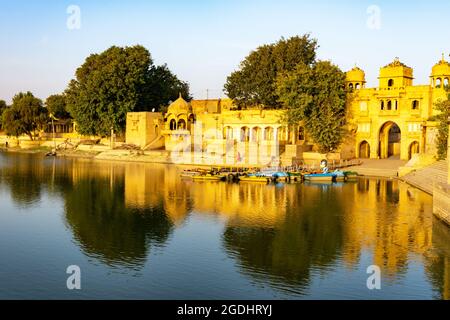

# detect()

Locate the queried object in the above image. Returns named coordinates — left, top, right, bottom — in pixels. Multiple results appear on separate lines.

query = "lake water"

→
left=0, top=152, right=449, bottom=300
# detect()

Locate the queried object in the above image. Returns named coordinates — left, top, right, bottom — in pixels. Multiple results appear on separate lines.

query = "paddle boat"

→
left=239, top=174, right=271, bottom=183
left=303, top=173, right=335, bottom=182
left=344, top=171, right=359, bottom=180
left=332, top=170, right=346, bottom=182
left=192, top=173, right=226, bottom=182
left=287, top=172, right=303, bottom=182
left=272, top=171, right=290, bottom=182
left=180, top=170, right=201, bottom=179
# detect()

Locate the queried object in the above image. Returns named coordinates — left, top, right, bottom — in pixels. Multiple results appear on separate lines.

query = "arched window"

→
left=278, top=126, right=287, bottom=142
left=349, top=83, right=354, bottom=90
left=387, top=100, right=392, bottom=110
left=241, top=127, right=250, bottom=142
left=412, top=100, right=419, bottom=110
left=251, top=127, right=261, bottom=142
left=178, top=119, right=186, bottom=130
left=381, top=101, right=385, bottom=110
left=264, top=127, right=273, bottom=141
left=395, top=100, right=398, bottom=110
left=169, top=119, right=176, bottom=131
left=444, top=78, right=449, bottom=88
left=355, top=83, right=360, bottom=90
left=223, top=126, right=233, bottom=140
left=436, top=78, right=442, bottom=88
left=298, top=126, right=305, bottom=141
left=388, top=79, right=394, bottom=87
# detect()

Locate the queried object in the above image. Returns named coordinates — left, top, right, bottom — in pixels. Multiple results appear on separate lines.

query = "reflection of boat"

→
left=304, top=173, right=334, bottom=182
left=304, top=180, right=334, bottom=186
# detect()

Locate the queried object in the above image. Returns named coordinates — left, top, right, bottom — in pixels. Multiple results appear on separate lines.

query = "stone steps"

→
left=402, top=160, right=448, bottom=195
left=347, top=166, right=399, bottom=178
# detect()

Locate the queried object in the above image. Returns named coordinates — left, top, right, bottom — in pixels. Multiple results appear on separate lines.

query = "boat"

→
left=239, top=175, right=271, bottom=183
left=332, top=170, right=346, bottom=182
left=192, top=174, right=225, bottom=182
left=304, top=173, right=335, bottom=182
left=344, top=171, right=359, bottom=180
left=180, top=170, right=201, bottom=179
left=272, top=172, right=290, bottom=182
left=288, top=172, right=303, bottom=182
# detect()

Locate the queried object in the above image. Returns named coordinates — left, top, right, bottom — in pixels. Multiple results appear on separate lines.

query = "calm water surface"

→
left=0, top=152, right=449, bottom=300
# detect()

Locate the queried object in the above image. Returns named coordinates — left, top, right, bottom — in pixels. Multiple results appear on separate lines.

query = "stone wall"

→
left=126, top=112, right=164, bottom=148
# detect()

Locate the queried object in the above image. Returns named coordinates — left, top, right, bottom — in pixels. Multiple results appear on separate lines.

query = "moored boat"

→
left=304, top=173, right=334, bottom=182
left=192, top=174, right=225, bottom=181
left=239, top=175, right=271, bottom=183
left=332, top=170, right=346, bottom=182
left=344, top=171, right=359, bottom=180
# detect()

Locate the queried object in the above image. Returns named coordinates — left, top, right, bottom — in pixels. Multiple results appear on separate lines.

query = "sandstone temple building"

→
left=123, top=56, right=449, bottom=166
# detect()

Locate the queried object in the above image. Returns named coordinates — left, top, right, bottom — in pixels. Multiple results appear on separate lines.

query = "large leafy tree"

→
left=276, top=61, right=347, bottom=153
left=143, top=64, right=191, bottom=110
left=45, top=94, right=71, bottom=119
left=224, top=35, right=318, bottom=108
left=65, top=45, right=191, bottom=136
left=0, top=99, right=7, bottom=129
left=435, top=94, right=450, bottom=160
left=1, top=92, right=48, bottom=140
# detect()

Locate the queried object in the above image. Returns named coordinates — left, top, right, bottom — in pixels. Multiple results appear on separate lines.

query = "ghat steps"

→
left=402, top=160, right=448, bottom=195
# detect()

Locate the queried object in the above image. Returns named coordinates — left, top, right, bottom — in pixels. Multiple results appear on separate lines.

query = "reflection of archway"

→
left=408, top=141, right=420, bottom=160
left=379, top=122, right=401, bottom=159
left=359, top=141, right=370, bottom=158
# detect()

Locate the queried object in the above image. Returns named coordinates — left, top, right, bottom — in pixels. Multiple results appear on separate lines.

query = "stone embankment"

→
left=402, top=160, right=447, bottom=195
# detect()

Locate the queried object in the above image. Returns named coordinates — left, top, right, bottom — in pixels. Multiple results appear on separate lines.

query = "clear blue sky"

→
left=0, top=0, right=449, bottom=103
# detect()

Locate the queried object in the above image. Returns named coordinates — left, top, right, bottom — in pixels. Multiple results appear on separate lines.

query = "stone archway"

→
left=379, top=121, right=401, bottom=159
left=359, top=141, right=370, bottom=158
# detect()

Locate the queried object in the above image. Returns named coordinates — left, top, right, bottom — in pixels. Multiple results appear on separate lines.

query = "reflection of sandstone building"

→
left=126, top=56, right=450, bottom=164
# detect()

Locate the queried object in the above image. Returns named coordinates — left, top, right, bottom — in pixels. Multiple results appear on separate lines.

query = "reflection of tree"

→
left=0, top=153, right=43, bottom=207
left=64, top=177, right=174, bottom=268
left=425, top=220, right=450, bottom=300
left=222, top=186, right=344, bottom=291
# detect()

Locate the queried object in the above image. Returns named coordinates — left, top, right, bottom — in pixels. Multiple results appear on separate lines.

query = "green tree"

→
left=435, top=94, right=450, bottom=160
left=65, top=45, right=191, bottom=136
left=1, top=92, right=48, bottom=140
left=142, top=64, right=191, bottom=110
left=276, top=61, right=347, bottom=153
left=0, top=99, right=7, bottom=129
left=224, top=35, right=318, bottom=108
left=45, top=94, right=71, bottom=119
